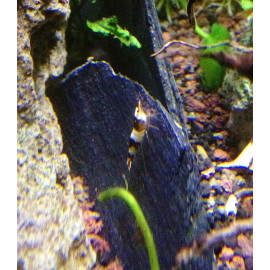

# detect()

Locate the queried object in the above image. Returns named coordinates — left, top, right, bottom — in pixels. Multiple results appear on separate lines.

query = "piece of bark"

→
left=211, top=51, right=253, bottom=81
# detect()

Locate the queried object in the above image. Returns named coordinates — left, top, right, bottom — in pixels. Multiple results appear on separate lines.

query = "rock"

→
left=213, top=148, right=230, bottom=161
left=162, top=31, right=172, bottom=43
left=201, top=166, right=216, bottom=180
left=241, top=198, right=253, bottom=218
left=237, top=234, right=253, bottom=258
left=211, top=114, right=229, bottom=129
left=213, top=106, right=229, bottom=115
left=203, top=94, right=221, bottom=110
left=220, top=169, right=237, bottom=193
left=219, top=246, right=234, bottom=261
left=213, top=131, right=228, bottom=141
left=193, top=112, right=209, bottom=124
left=191, top=121, right=204, bottom=133
left=226, top=107, right=253, bottom=153
left=195, top=145, right=209, bottom=161
left=185, top=96, right=206, bottom=112
left=17, top=1, right=96, bottom=269
left=221, top=70, right=253, bottom=111
left=17, top=0, right=70, bottom=110
left=232, top=255, right=246, bottom=270
left=219, top=69, right=253, bottom=151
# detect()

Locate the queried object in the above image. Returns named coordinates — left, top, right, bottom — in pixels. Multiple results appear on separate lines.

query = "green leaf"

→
left=196, top=23, right=231, bottom=91
left=199, top=57, right=226, bottom=91
left=86, top=16, right=141, bottom=48
left=202, top=23, right=232, bottom=54
left=178, top=0, right=188, bottom=10
left=99, top=188, right=160, bottom=270
left=195, top=23, right=210, bottom=39
left=240, top=0, right=253, bottom=10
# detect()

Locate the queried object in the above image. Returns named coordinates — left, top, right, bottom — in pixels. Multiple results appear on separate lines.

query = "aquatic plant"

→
left=220, top=0, right=253, bottom=15
left=86, top=16, right=141, bottom=49
left=195, top=23, right=232, bottom=91
left=189, top=0, right=253, bottom=18
left=155, top=0, right=188, bottom=22
left=98, top=187, right=160, bottom=270
left=240, top=0, right=253, bottom=10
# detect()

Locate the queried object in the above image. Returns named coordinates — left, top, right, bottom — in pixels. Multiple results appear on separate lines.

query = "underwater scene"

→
left=17, top=0, right=253, bottom=269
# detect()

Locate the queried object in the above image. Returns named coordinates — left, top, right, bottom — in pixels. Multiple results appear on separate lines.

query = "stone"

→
left=237, top=234, right=253, bottom=258
left=185, top=96, right=206, bottom=112
left=17, top=1, right=96, bottom=269
left=213, top=148, right=230, bottom=161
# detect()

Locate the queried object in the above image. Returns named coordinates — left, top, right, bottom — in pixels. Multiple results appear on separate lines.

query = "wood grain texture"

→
left=51, top=61, right=211, bottom=269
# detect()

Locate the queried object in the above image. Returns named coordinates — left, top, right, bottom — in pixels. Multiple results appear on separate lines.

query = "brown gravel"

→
left=213, top=148, right=231, bottom=161
left=159, top=6, right=253, bottom=270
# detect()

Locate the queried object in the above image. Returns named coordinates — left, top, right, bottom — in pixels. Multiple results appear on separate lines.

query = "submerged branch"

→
left=175, top=218, right=253, bottom=266
left=151, top=40, right=253, bottom=57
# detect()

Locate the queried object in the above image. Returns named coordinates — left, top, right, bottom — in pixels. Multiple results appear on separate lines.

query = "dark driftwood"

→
left=48, top=0, right=212, bottom=269
left=64, top=0, right=186, bottom=129
left=51, top=61, right=210, bottom=270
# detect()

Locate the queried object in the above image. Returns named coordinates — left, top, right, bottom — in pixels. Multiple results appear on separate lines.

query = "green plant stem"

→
left=195, top=23, right=209, bottom=39
left=98, top=187, right=160, bottom=270
left=179, top=0, right=188, bottom=10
